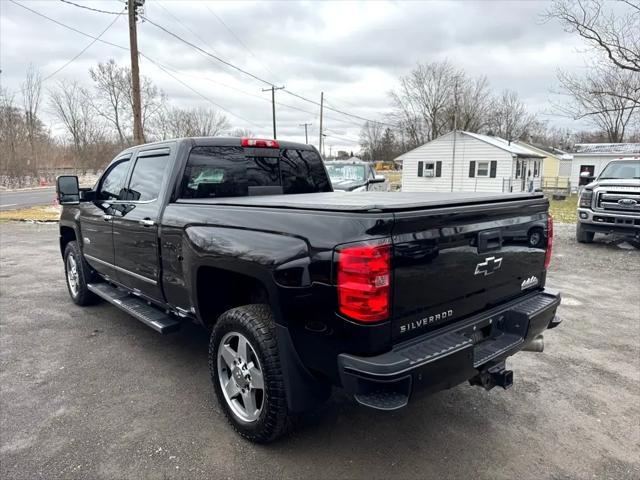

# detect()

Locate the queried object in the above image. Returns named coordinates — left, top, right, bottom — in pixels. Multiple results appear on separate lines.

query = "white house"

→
left=570, top=143, right=640, bottom=191
left=397, top=131, right=544, bottom=193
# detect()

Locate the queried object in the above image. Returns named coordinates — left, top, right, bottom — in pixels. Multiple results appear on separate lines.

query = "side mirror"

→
left=56, top=175, right=80, bottom=205
left=370, top=174, right=385, bottom=184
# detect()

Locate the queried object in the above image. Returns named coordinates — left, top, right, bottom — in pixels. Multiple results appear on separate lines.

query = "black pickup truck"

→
left=56, top=137, right=561, bottom=442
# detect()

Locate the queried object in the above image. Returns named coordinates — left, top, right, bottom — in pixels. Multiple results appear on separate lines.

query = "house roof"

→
left=516, top=142, right=573, bottom=160
left=394, top=131, right=544, bottom=161
left=573, top=143, right=640, bottom=155
left=463, top=132, right=544, bottom=158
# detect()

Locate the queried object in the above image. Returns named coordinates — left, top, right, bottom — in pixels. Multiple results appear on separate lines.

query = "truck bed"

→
left=176, top=191, right=545, bottom=212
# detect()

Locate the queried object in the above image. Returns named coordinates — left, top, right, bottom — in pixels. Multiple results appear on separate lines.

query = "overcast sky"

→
left=1, top=0, right=592, bottom=151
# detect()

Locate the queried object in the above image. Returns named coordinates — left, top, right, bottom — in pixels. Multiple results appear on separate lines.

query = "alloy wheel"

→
left=217, top=331, right=265, bottom=423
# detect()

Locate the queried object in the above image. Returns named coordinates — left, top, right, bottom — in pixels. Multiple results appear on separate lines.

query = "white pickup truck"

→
left=576, top=158, right=640, bottom=243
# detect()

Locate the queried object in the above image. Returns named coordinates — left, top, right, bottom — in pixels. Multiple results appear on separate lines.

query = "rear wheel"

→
left=63, top=241, right=99, bottom=306
left=209, top=304, right=291, bottom=443
left=527, top=227, right=544, bottom=248
left=576, top=223, right=595, bottom=243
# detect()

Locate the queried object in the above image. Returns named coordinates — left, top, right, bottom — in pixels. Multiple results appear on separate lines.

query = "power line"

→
left=11, top=1, right=376, bottom=136
left=136, top=13, right=395, bottom=128
left=324, top=129, right=361, bottom=144
left=140, top=54, right=265, bottom=129
left=154, top=1, right=225, bottom=61
left=44, top=8, right=125, bottom=82
left=285, top=90, right=398, bottom=128
left=204, top=5, right=282, bottom=84
left=10, top=0, right=265, bottom=129
left=139, top=14, right=274, bottom=87
left=9, top=0, right=128, bottom=51
left=59, top=0, right=124, bottom=15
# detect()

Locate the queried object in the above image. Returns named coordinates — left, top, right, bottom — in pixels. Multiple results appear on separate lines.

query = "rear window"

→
left=180, top=146, right=331, bottom=198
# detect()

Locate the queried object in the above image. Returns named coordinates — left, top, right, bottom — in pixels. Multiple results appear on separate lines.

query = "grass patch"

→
left=0, top=205, right=61, bottom=222
left=549, top=194, right=578, bottom=224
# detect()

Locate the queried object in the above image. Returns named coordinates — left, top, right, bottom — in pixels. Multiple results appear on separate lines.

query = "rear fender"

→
left=184, top=225, right=328, bottom=412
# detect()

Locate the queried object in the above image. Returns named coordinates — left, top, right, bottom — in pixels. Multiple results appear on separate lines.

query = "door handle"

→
left=139, top=219, right=155, bottom=227
left=102, top=214, right=113, bottom=221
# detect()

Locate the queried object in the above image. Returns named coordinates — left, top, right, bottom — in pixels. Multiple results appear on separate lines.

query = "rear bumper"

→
left=337, top=289, right=561, bottom=409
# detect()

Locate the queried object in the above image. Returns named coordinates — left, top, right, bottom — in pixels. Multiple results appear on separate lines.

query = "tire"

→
left=527, top=227, right=544, bottom=248
left=576, top=223, right=595, bottom=243
left=63, top=241, right=99, bottom=306
left=209, top=304, right=291, bottom=443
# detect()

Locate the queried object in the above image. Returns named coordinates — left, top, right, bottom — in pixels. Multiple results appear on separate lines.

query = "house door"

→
left=579, top=165, right=595, bottom=186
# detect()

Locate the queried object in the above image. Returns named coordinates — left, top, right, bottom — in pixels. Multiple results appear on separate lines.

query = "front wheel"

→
left=576, top=223, right=595, bottom=243
left=209, top=305, right=291, bottom=443
left=63, top=241, right=99, bottom=306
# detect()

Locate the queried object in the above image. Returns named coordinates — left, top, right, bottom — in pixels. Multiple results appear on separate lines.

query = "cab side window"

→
left=122, top=154, right=171, bottom=202
left=98, top=159, right=130, bottom=201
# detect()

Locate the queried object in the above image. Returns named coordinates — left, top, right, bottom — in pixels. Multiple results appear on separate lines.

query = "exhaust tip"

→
left=523, top=334, right=544, bottom=353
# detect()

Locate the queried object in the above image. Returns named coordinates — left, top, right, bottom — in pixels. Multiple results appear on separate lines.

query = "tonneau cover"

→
left=176, top=191, right=544, bottom=212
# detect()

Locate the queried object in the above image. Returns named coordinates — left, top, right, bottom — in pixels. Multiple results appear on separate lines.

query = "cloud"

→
left=1, top=0, right=593, bottom=149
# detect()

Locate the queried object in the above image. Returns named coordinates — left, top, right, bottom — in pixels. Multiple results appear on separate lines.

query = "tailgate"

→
left=391, top=198, right=549, bottom=341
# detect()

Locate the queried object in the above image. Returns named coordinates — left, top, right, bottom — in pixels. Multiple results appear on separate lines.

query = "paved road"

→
left=0, top=223, right=638, bottom=479
left=0, top=187, right=56, bottom=211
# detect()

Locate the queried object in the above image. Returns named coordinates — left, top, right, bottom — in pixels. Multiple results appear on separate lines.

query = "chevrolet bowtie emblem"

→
left=475, top=256, right=503, bottom=276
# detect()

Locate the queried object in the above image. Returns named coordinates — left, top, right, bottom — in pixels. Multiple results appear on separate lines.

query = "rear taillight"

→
left=337, top=242, right=391, bottom=323
left=241, top=137, right=279, bottom=148
left=544, top=214, right=553, bottom=269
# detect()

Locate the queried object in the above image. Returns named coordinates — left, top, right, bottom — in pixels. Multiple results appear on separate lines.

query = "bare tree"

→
left=89, top=60, right=167, bottom=145
left=389, top=61, right=497, bottom=151
left=546, top=0, right=640, bottom=141
left=156, top=105, right=229, bottom=139
left=359, top=120, right=385, bottom=160
left=49, top=80, right=105, bottom=169
left=390, top=60, right=457, bottom=145
left=89, top=60, right=129, bottom=146
left=546, top=0, right=640, bottom=73
left=487, top=90, right=537, bottom=141
left=230, top=127, right=254, bottom=137
left=191, top=106, right=230, bottom=136
left=554, top=65, right=640, bottom=142
left=0, top=89, right=27, bottom=177
left=22, top=64, right=42, bottom=175
left=120, top=70, right=166, bottom=143
left=450, top=75, right=492, bottom=133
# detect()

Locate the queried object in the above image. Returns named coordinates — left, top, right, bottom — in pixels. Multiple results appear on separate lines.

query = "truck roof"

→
left=119, top=136, right=315, bottom=154
left=177, top=191, right=545, bottom=213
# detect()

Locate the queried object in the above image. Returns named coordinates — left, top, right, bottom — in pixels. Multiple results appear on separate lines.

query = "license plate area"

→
left=458, top=311, right=530, bottom=368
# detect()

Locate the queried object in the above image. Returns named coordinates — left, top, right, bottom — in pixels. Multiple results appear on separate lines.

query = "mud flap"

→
left=275, top=324, right=331, bottom=413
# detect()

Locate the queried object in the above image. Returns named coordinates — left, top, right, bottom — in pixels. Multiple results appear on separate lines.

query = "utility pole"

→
left=128, top=0, right=144, bottom=145
left=262, top=85, right=284, bottom=139
left=318, top=91, right=324, bottom=156
left=450, top=76, right=459, bottom=192
left=299, top=123, right=312, bottom=144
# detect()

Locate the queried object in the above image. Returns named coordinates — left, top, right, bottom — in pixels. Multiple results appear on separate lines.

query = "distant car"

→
left=576, top=158, right=640, bottom=243
left=503, top=219, right=547, bottom=248
left=325, top=160, right=386, bottom=192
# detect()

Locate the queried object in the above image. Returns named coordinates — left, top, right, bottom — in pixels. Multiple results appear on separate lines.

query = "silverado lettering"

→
left=400, top=310, right=454, bottom=334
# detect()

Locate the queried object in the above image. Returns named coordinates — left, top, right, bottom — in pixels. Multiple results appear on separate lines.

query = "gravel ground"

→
left=0, top=222, right=638, bottom=480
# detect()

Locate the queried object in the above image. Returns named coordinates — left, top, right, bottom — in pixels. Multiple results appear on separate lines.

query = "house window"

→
left=424, top=162, right=435, bottom=176
left=477, top=161, right=490, bottom=177
left=418, top=161, right=442, bottom=177
left=516, top=160, right=521, bottom=179
left=533, top=160, right=540, bottom=177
